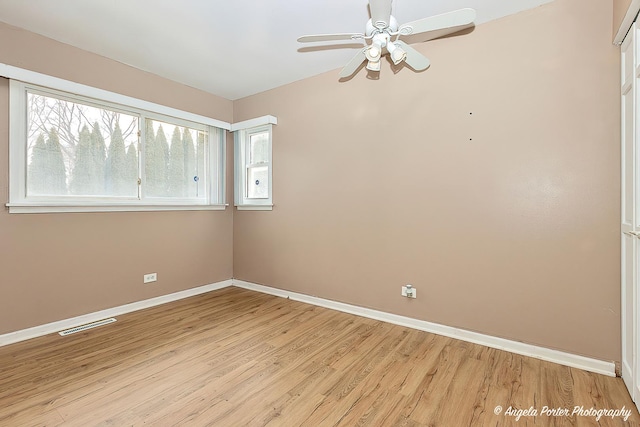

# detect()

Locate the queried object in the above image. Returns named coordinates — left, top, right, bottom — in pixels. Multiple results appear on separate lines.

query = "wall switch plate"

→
left=401, top=285, right=417, bottom=298
left=144, top=273, right=157, bottom=283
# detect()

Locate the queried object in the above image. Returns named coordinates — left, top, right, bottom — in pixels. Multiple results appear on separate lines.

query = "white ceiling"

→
left=0, top=0, right=554, bottom=100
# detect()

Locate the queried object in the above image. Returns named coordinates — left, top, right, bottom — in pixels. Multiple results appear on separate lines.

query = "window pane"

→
left=247, top=165, right=268, bottom=199
left=26, top=92, right=139, bottom=197
left=144, top=119, right=206, bottom=199
left=249, top=132, right=269, bottom=164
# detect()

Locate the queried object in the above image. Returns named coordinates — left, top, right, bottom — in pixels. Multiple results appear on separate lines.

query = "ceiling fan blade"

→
left=338, top=48, right=368, bottom=78
left=298, top=33, right=365, bottom=43
left=394, top=40, right=430, bottom=71
left=400, top=8, right=476, bottom=36
left=369, top=0, right=393, bottom=28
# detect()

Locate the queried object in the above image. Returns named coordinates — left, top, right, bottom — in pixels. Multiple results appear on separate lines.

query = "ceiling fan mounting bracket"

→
left=365, top=16, right=399, bottom=38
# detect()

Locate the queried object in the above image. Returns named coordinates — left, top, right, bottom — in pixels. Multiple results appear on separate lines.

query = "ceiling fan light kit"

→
left=365, top=38, right=383, bottom=62
left=366, top=59, right=381, bottom=72
left=387, top=41, right=406, bottom=65
left=297, top=0, right=476, bottom=78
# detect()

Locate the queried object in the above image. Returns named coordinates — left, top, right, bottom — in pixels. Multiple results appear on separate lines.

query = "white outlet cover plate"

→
left=401, top=286, right=417, bottom=298
left=144, top=273, right=157, bottom=283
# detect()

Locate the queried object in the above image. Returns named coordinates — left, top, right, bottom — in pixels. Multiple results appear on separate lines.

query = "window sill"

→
left=6, top=203, right=228, bottom=214
left=236, top=205, right=273, bottom=211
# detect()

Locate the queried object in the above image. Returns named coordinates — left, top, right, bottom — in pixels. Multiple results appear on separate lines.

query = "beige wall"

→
left=613, top=0, right=633, bottom=39
left=233, top=0, right=621, bottom=362
left=0, top=0, right=623, bottom=364
left=0, top=23, right=234, bottom=334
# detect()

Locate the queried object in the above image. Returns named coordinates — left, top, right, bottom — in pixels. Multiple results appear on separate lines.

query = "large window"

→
left=9, top=81, right=226, bottom=212
left=234, top=124, right=273, bottom=209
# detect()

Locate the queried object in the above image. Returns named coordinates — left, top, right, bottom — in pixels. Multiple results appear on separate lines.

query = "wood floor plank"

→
left=0, top=287, right=637, bottom=426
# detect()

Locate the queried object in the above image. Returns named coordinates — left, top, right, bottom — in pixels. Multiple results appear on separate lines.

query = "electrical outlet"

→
left=401, top=285, right=417, bottom=298
left=144, top=273, right=157, bottom=284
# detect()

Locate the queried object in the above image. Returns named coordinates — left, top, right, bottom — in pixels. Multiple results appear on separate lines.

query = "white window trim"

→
left=234, top=120, right=275, bottom=210
left=236, top=205, right=273, bottom=211
left=7, top=78, right=229, bottom=214
left=5, top=204, right=228, bottom=214
left=0, top=63, right=231, bottom=130
left=230, top=115, right=277, bottom=132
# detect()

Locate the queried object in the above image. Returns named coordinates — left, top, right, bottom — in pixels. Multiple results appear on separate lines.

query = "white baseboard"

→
left=232, top=279, right=616, bottom=377
left=0, top=279, right=233, bottom=347
left=1, top=277, right=616, bottom=377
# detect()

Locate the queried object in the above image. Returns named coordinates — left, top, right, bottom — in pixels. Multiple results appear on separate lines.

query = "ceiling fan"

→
left=297, top=0, right=476, bottom=78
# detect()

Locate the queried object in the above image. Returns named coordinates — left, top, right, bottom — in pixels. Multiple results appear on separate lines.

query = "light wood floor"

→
left=0, top=287, right=637, bottom=427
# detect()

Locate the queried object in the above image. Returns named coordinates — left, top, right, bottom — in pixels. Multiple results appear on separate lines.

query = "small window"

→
left=234, top=124, right=273, bottom=209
